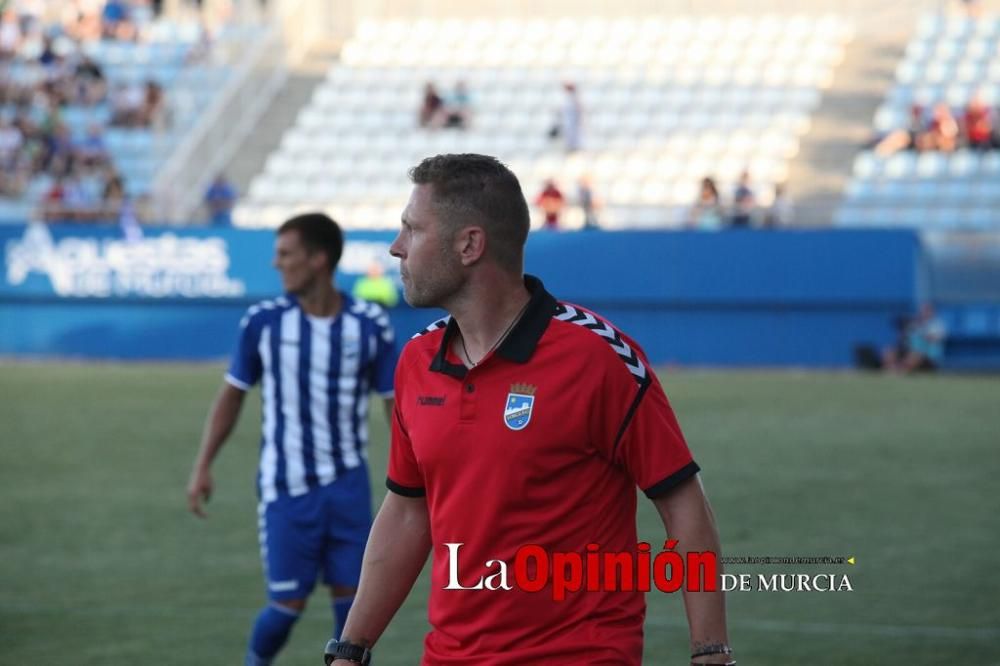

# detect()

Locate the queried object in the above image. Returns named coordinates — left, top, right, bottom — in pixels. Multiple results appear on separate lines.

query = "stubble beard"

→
left=403, top=249, right=465, bottom=309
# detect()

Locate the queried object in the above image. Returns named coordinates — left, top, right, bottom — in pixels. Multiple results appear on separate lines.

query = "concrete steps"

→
left=222, top=42, right=342, bottom=201
left=784, top=10, right=917, bottom=226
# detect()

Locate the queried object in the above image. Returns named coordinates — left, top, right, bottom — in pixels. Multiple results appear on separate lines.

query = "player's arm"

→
left=330, top=491, right=431, bottom=662
left=186, top=382, right=247, bottom=518
left=652, top=476, right=733, bottom=665
left=381, top=397, right=395, bottom=425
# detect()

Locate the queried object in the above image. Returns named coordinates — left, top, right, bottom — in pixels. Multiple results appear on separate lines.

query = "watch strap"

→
left=324, top=638, right=372, bottom=665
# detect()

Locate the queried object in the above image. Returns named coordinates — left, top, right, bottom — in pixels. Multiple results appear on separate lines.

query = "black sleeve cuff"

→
left=643, top=461, right=701, bottom=499
left=386, top=477, right=426, bottom=497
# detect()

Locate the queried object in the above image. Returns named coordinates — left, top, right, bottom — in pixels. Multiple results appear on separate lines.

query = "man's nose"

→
left=389, top=235, right=403, bottom=258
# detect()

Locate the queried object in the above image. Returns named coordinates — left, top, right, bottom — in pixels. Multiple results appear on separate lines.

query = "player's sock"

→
left=247, top=603, right=300, bottom=664
left=332, top=595, right=354, bottom=639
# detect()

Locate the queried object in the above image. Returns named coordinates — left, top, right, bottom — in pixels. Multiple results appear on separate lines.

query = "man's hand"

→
left=187, top=382, right=246, bottom=519
left=187, top=465, right=213, bottom=518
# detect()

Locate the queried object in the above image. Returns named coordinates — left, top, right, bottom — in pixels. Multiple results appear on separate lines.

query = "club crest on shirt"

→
left=504, top=383, right=536, bottom=431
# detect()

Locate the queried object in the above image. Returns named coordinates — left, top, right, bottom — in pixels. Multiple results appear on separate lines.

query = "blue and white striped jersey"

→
left=225, top=294, right=397, bottom=503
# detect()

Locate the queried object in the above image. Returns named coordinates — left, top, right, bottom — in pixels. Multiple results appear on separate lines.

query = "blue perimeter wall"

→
left=0, top=224, right=924, bottom=367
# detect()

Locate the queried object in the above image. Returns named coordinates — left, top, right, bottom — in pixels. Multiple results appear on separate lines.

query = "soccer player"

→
left=186, top=213, right=397, bottom=666
left=324, top=156, right=733, bottom=666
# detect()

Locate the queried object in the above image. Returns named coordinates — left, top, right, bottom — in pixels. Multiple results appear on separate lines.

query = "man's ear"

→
left=309, top=250, right=330, bottom=273
left=456, top=226, right=486, bottom=266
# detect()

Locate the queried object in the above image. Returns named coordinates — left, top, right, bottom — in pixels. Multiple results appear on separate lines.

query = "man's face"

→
left=390, top=184, right=464, bottom=308
left=273, top=230, right=325, bottom=295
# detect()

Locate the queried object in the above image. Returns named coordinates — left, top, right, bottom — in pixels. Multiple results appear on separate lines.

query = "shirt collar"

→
left=429, top=274, right=557, bottom=378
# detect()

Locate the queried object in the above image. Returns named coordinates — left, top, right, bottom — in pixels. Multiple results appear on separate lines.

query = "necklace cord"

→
left=459, top=299, right=531, bottom=368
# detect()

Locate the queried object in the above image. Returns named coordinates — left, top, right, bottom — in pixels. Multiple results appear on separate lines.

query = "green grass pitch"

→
left=1, top=362, right=998, bottom=664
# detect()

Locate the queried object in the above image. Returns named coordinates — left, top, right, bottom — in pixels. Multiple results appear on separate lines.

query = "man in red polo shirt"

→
left=326, top=154, right=733, bottom=666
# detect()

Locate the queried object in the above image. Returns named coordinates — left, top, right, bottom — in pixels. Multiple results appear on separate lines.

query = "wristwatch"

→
left=324, top=639, right=372, bottom=665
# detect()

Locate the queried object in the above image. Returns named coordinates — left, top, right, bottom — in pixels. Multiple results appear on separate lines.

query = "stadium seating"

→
left=0, top=10, right=238, bottom=222
left=836, top=12, right=1000, bottom=231
left=83, top=29, right=233, bottom=196
left=236, top=15, right=851, bottom=230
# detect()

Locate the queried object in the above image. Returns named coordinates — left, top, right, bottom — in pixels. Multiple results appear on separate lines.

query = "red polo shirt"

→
left=388, top=275, right=699, bottom=665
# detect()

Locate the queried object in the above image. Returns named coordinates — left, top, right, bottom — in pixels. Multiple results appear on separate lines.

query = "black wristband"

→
left=691, top=645, right=732, bottom=659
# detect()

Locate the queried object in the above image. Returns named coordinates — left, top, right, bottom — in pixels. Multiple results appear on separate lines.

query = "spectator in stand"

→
left=730, top=170, right=755, bottom=227
left=874, top=104, right=927, bottom=157
left=0, top=117, right=23, bottom=170
left=763, top=183, right=793, bottom=227
left=63, top=1, right=104, bottom=43
left=74, top=54, right=107, bottom=104
left=77, top=123, right=109, bottom=168
left=963, top=91, right=995, bottom=150
left=141, top=80, right=167, bottom=129
left=101, top=0, right=135, bottom=41
left=204, top=173, right=237, bottom=226
left=0, top=8, right=22, bottom=58
left=11, top=107, right=41, bottom=176
left=111, top=81, right=145, bottom=127
left=687, top=177, right=724, bottom=230
left=550, top=82, right=582, bottom=152
left=419, top=82, right=445, bottom=128
left=38, top=34, right=58, bottom=67
left=119, top=196, right=143, bottom=242
left=65, top=162, right=103, bottom=221
left=535, top=179, right=565, bottom=229
left=917, top=103, right=959, bottom=153
left=185, top=20, right=215, bottom=64
left=443, top=80, right=472, bottom=129
left=0, top=117, right=24, bottom=195
left=102, top=168, right=127, bottom=219
left=959, top=0, right=984, bottom=18
left=43, top=122, right=75, bottom=173
left=41, top=78, right=72, bottom=109
left=42, top=174, right=69, bottom=221
left=577, top=175, right=601, bottom=229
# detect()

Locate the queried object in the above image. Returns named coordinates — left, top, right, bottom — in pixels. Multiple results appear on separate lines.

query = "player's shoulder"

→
left=411, top=314, right=450, bottom=340
left=347, top=295, right=391, bottom=328
left=408, top=314, right=450, bottom=345
left=239, top=295, right=295, bottom=328
left=396, top=314, right=450, bottom=365
left=549, top=301, right=650, bottom=386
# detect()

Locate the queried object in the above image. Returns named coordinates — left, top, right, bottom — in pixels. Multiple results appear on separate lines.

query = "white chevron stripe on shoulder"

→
left=554, top=303, right=648, bottom=384
left=412, top=315, right=451, bottom=339
left=240, top=299, right=279, bottom=327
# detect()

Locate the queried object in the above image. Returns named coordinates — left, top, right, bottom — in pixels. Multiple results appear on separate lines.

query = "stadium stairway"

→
left=785, top=6, right=914, bottom=226
left=222, top=39, right=343, bottom=198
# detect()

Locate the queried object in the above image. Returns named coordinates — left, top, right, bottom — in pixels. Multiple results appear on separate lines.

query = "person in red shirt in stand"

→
left=324, top=154, right=733, bottom=666
left=964, top=91, right=995, bottom=151
left=535, top=178, right=565, bottom=230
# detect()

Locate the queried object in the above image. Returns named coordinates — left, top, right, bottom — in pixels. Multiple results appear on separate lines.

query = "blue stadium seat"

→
left=909, top=180, right=941, bottom=202
left=961, top=208, right=995, bottom=231
left=938, top=180, right=973, bottom=202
